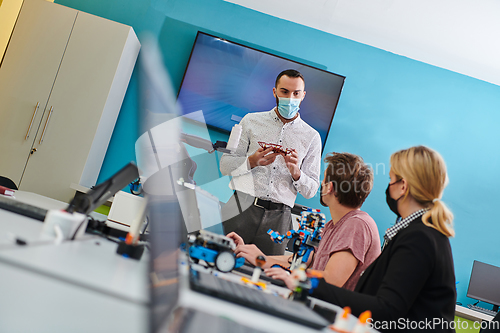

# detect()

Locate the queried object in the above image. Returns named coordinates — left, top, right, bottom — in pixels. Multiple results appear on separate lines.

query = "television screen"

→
left=177, top=32, right=345, bottom=148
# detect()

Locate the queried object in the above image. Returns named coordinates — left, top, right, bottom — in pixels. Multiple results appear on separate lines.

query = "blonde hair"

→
left=390, top=146, right=454, bottom=237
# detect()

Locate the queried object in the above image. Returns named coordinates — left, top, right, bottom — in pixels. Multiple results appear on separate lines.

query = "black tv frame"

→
left=176, top=31, right=345, bottom=152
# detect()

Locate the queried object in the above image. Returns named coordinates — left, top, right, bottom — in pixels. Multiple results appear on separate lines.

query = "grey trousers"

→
left=221, top=191, right=292, bottom=255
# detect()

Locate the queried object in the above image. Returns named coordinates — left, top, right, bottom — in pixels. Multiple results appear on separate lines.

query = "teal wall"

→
left=56, top=0, right=500, bottom=307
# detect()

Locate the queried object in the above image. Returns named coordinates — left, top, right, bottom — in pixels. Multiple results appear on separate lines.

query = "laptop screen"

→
left=138, top=35, right=185, bottom=333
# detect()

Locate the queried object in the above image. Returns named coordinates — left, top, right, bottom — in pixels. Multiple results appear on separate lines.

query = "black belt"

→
left=253, top=197, right=285, bottom=210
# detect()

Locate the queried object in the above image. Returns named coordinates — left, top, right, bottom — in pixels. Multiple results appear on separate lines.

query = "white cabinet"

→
left=0, top=0, right=140, bottom=202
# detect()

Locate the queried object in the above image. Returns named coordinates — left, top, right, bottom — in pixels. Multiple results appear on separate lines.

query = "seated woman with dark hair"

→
left=279, top=146, right=456, bottom=332
left=229, top=152, right=381, bottom=290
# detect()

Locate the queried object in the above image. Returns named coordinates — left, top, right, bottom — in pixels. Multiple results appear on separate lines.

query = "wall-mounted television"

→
left=177, top=32, right=345, bottom=149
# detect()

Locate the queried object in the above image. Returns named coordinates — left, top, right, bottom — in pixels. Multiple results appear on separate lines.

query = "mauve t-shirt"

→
left=310, top=210, right=381, bottom=291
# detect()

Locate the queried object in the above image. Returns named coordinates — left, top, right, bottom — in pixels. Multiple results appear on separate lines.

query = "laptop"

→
left=148, top=178, right=329, bottom=330
left=232, top=261, right=287, bottom=287
left=189, top=268, right=330, bottom=329
left=177, top=186, right=329, bottom=329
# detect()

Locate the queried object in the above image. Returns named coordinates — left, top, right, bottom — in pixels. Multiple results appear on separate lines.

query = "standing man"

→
left=220, top=69, right=322, bottom=255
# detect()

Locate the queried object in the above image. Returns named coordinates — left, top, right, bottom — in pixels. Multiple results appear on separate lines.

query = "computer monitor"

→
left=66, top=162, right=139, bottom=215
left=467, top=260, right=500, bottom=311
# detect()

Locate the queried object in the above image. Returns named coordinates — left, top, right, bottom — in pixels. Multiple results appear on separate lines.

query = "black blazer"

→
left=311, top=216, right=456, bottom=332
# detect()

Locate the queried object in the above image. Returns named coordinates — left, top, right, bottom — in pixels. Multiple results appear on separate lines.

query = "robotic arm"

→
left=180, top=133, right=231, bottom=154
left=268, top=208, right=326, bottom=270
left=130, top=124, right=242, bottom=194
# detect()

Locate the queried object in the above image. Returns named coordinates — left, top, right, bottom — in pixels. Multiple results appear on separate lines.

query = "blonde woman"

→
left=296, top=146, right=456, bottom=332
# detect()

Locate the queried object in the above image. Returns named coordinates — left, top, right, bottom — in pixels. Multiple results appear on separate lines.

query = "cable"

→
left=141, top=215, right=149, bottom=234
left=270, top=264, right=291, bottom=274
left=307, top=247, right=316, bottom=269
left=70, top=215, right=88, bottom=241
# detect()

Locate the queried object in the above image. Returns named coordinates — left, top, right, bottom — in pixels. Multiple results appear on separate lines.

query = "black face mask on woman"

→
left=386, top=179, right=403, bottom=217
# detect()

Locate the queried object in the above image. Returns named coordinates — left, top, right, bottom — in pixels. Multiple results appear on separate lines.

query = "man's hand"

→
left=248, top=147, right=280, bottom=169
left=284, top=150, right=301, bottom=181
left=226, top=232, right=245, bottom=247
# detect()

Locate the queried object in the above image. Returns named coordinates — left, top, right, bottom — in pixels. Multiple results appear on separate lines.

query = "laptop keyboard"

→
left=190, top=270, right=329, bottom=330
left=233, top=263, right=287, bottom=287
left=180, top=309, right=266, bottom=333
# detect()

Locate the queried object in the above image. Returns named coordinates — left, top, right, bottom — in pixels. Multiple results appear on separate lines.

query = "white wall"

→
left=225, top=0, right=500, bottom=87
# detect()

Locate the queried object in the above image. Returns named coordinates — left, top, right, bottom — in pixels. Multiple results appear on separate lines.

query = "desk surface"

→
left=0, top=192, right=148, bottom=333
left=0, top=261, right=148, bottom=333
left=12, top=190, right=69, bottom=210
left=0, top=238, right=149, bottom=304
left=455, top=305, right=494, bottom=322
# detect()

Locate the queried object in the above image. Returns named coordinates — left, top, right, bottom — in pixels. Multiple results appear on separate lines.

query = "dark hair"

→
left=324, top=152, right=373, bottom=208
left=275, top=69, right=305, bottom=87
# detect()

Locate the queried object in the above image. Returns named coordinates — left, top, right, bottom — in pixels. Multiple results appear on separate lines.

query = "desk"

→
left=0, top=262, right=148, bottom=333
left=12, top=190, right=68, bottom=210
left=0, top=191, right=376, bottom=333
left=0, top=238, right=148, bottom=304
left=0, top=192, right=148, bottom=333
left=12, top=190, right=108, bottom=221
left=0, top=190, right=106, bottom=247
left=455, top=305, right=494, bottom=322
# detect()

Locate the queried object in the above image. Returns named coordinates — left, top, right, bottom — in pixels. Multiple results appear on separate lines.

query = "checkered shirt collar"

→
left=382, top=209, right=428, bottom=249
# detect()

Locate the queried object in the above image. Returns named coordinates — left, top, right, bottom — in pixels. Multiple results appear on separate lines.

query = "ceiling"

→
left=225, top=0, right=500, bottom=87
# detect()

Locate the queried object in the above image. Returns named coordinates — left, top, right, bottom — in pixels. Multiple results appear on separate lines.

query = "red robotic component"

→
left=258, top=141, right=295, bottom=156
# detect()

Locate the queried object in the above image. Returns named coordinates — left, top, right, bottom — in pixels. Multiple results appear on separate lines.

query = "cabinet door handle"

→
left=39, top=106, right=54, bottom=144
left=25, top=102, right=40, bottom=140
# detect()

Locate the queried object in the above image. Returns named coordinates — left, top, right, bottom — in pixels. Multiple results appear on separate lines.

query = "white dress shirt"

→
left=220, top=109, right=322, bottom=208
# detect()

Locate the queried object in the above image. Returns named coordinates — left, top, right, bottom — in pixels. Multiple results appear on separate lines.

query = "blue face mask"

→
left=277, top=97, right=301, bottom=119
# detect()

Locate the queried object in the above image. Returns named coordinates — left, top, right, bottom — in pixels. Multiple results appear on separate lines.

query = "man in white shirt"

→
left=220, top=69, right=322, bottom=255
